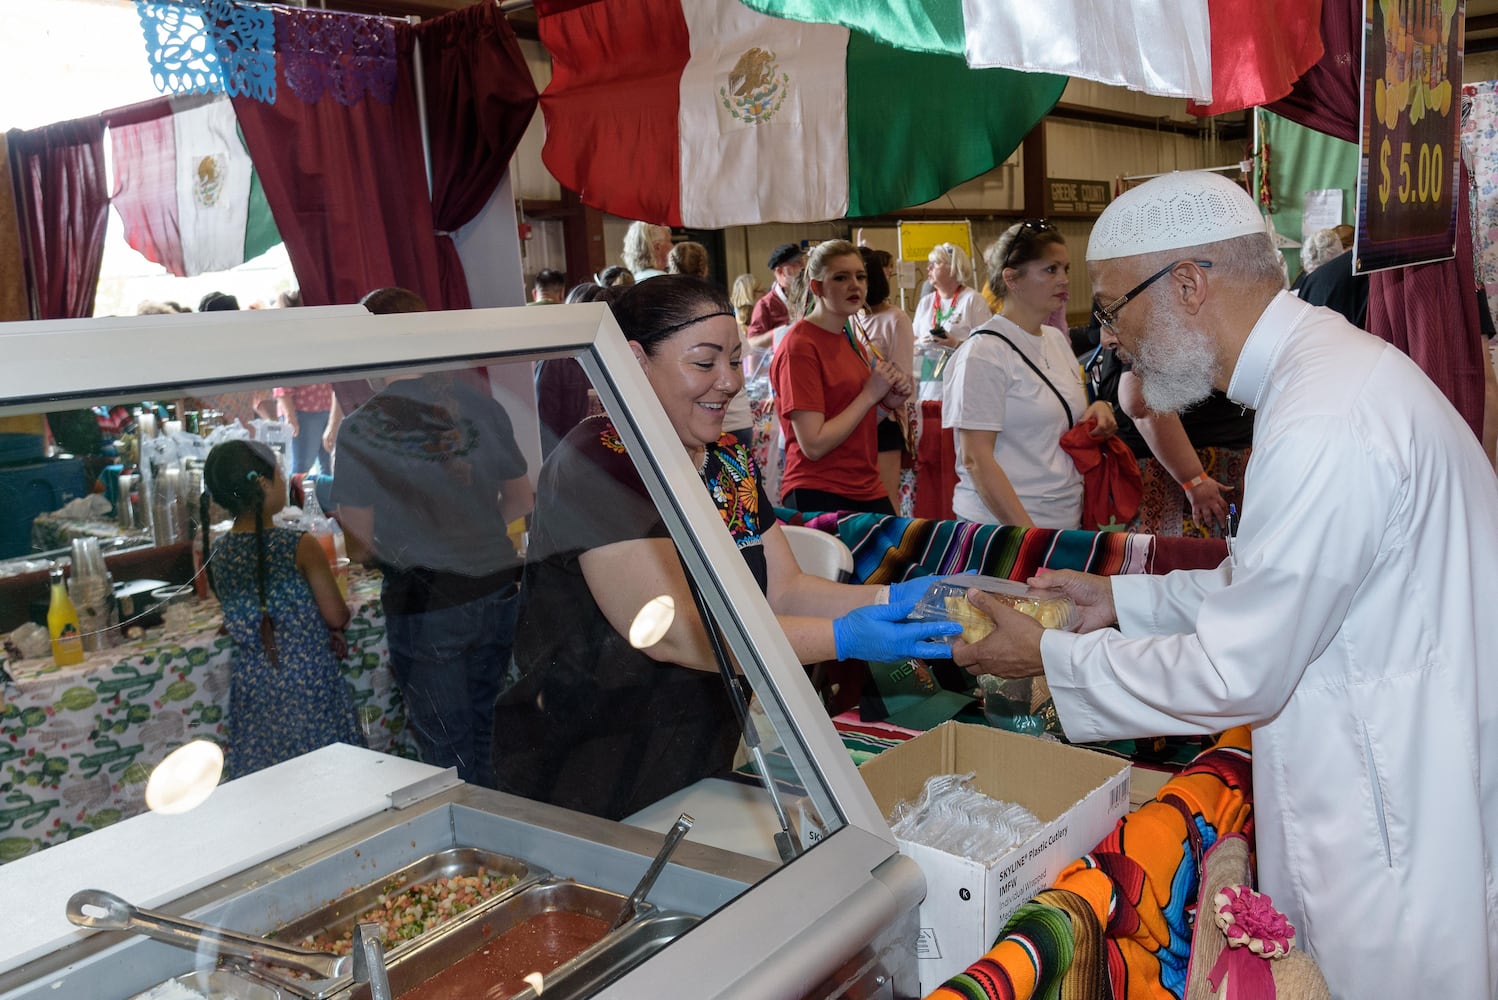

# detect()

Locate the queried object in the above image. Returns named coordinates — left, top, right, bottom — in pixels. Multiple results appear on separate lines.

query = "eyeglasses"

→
left=1092, top=259, right=1212, bottom=330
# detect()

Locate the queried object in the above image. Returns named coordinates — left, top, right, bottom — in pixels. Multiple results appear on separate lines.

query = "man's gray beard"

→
left=1133, top=311, right=1219, bottom=413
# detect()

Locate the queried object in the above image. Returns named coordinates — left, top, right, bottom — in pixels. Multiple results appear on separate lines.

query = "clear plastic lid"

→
left=907, top=575, right=1079, bottom=641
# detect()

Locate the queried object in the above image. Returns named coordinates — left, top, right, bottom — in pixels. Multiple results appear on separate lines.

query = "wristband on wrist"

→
left=1181, top=473, right=1209, bottom=492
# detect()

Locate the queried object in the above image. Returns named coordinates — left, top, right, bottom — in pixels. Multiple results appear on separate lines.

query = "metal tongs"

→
left=66, top=888, right=359, bottom=997
left=350, top=922, right=393, bottom=1000
left=610, top=813, right=694, bottom=931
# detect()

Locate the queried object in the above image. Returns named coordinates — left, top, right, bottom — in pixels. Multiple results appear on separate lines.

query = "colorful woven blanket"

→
left=928, top=727, right=1254, bottom=1000
left=775, top=511, right=1155, bottom=586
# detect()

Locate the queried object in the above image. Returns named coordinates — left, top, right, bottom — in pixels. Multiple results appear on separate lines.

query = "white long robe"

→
left=1040, top=292, right=1498, bottom=999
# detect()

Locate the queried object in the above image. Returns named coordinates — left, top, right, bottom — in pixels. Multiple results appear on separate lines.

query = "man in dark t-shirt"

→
left=332, top=372, right=532, bottom=787
left=1297, top=250, right=1369, bottom=330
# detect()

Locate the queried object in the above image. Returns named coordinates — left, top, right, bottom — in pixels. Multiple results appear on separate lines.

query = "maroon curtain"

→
left=1366, top=159, right=1486, bottom=431
left=6, top=116, right=110, bottom=320
left=231, top=11, right=445, bottom=311
left=414, top=1, right=538, bottom=310
left=1268, top=0, right=1484, bottom=435
left=1266, top=0, right=1360, bottom=144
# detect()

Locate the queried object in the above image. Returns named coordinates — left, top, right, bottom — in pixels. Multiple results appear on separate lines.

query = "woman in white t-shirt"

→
left=913, top=242, right=992, bottom=401
left=941, top=221, right=1116, bottom=528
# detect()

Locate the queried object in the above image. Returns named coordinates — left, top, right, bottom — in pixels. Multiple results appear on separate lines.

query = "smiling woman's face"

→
left=634, top=314, right=744, bottom=454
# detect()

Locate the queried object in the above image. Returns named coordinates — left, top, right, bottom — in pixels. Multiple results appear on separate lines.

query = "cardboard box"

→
left=859, top=722, right=1130, bottom=994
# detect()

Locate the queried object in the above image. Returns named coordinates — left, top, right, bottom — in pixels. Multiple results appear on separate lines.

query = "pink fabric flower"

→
left=1214, top=884, right=1296, bottom=959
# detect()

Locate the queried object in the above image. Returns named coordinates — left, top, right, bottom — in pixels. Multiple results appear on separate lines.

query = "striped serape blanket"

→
left=775, top=511, right=1155, bottom=586
left=927, top=727, right=1254, bottom=1000
left=830, top=711, right=922, bottom=765
left=932, top=888, right=1109, bottom=1000
left=732, top=712, right=922, bottom=793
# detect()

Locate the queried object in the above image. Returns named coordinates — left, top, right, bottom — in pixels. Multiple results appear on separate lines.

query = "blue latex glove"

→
left=887, top=575, right=936, bottom=607
left=887, top=571, right=977, bottom=608
left=833, top=596, right=962, bottom=663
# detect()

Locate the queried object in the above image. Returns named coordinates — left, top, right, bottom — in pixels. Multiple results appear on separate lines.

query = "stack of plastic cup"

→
left=68, top=539, right=119, bottom=651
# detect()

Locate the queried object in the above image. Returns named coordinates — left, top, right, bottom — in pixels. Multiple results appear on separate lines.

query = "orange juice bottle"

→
left=310, top=522, right=337, bottom=565
left=48, top=567, right=85, bottom=666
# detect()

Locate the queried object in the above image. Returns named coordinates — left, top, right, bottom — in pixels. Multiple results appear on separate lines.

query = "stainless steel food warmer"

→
left=0, top=304, right=924, bottom=999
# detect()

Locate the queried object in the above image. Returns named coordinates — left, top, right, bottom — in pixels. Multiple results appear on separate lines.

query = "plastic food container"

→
left=907, top=575, right=1079, bottom=642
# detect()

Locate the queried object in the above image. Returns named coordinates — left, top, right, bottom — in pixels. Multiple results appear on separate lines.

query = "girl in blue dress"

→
left=200, top=440, right=363, bottom=778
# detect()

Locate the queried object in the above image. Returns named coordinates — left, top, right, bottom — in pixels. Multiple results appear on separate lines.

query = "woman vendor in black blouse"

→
left=494, top=276, right=959, bottom=820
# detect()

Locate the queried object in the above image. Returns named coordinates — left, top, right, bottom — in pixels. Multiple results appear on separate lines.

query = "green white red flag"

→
left=536, top=0, right=1065, bottom=227
left=741, top=0, right=1324, bottom=117
left=109, top=95, right=279, bottom=277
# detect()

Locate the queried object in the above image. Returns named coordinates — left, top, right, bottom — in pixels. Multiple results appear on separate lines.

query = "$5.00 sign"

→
left=1355, top=0, right=1463, bottom=274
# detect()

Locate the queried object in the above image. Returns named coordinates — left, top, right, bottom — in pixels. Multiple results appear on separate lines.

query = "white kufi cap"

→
left=1087, top=171, right=1264, bottom=261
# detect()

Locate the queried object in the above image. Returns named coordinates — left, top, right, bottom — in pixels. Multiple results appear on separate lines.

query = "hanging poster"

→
left=897, top=221, right=974, bottom=264
left=1302, top=189, right=1345, bottom=236
left=1354, top=0, right=1464, bottom=274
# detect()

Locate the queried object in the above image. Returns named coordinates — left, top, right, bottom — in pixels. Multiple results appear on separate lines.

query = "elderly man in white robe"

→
left=953, top=170, right=1498, bottom=999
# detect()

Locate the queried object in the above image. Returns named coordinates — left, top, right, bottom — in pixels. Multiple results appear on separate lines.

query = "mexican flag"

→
left=743, top=0, right=1323, bottom=117
left=109, top=95, right=279, bottom=277
left=536, top=0, right=1065, bottom=227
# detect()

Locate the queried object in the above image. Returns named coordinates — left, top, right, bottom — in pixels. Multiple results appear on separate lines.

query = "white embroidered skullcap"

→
left=1087, top=171, right=1265, bottom=261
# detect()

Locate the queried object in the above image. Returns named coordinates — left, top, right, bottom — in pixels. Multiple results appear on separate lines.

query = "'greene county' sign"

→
left=1048, top=178, right=1111, bottom=215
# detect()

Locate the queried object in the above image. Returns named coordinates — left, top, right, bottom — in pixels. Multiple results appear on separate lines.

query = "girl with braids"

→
left=769, top=239, right=913, bottom=515
left=201, top=440, right=362, bottom=778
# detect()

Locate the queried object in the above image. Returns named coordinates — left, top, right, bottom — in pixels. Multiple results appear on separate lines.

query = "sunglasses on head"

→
left=1002, top=219, right=1058, bottom=268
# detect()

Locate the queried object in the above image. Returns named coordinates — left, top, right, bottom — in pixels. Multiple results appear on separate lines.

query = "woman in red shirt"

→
left=770, top=240, right=912, bottom=515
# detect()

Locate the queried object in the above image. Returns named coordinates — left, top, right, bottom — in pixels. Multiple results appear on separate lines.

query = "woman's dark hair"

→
left=859, top=246, right=892, bottom=308
left=360, top=287, right=428, bottom=315
left=611, top=275, right=732, bottom=356
left=199, top=291, right=240, bottom=312
left=596, top=265, right=634, bottom=289
left=565, top=282, right=622, bottom=305
left=201, top=439, right=281, bottom=666
left=985, top=220, right=1066, bottom=301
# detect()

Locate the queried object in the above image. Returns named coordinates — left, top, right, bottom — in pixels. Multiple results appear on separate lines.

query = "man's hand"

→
left=950, top=589, right=1046, bottom=679
left=1185, top=476, right=1233, bottom=533
left=1081, top=400, right=1117, bottom=439
left=1026, top=568, right=1117, bottom=633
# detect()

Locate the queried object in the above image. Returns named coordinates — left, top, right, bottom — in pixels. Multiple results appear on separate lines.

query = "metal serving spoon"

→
left=610, top=813, right=694, bottom=932
left=66, top=888, right=352, bottom=982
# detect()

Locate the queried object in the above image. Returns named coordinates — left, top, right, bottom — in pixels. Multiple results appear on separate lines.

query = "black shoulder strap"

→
left=975, top=329, right=1073, bottom=425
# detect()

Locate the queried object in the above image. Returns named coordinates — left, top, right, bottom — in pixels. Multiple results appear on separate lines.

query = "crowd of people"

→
left=174, top=180, right=1496, bottom=998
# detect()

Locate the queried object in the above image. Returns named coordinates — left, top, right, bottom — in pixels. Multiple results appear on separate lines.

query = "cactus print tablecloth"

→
left=0, top=571, right=412, bottom=864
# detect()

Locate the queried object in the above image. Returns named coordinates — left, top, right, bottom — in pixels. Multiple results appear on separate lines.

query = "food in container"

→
left=129, top=980, right=208, bottom=1000
left=907, top=575, right=1078, bottom=642
left=268, top=848, right=538, bottom=957
left=127, top=968, right=283, bottom=1000
left=301, top=869, right=519, bottom=954
left=361, top=881, right=652, bottom=1000
left=400, top=910, right=612, bottom=1000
